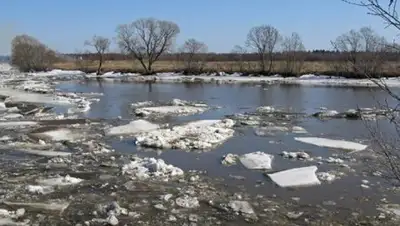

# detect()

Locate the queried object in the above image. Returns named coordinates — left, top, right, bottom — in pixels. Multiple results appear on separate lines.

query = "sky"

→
left=0, top=0, right=398, bottom=55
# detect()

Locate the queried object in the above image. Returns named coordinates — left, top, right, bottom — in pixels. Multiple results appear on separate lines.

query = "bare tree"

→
left=116, top=18, right=180, bottom=74
left=231, top=45, right=248, bottom=71
left=331, top=27, right=387, bottom=75
left=84, top=35, right=110, bottom=75
left=11, top=34, right=57, bottom=72
left=179, top=38, right=208, bottom=73
left=246, top=25, right=281, bottom=73
left=342, top=0, right=400, bottom=185
left=281, top=32, right=306, bottom=75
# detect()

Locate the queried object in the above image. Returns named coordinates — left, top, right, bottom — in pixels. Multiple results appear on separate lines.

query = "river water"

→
left=56, top=81, right=400, bottom=216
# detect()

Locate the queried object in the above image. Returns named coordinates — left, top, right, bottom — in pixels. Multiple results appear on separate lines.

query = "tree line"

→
left=10, top=18, right=400, bottom=76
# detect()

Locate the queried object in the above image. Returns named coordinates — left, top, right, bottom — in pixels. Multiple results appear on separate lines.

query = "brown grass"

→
left=54, top=60, right=400, bottom=75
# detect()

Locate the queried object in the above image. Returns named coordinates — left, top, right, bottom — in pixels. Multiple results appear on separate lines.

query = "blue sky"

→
left=0, top=0, right=398, bottom=55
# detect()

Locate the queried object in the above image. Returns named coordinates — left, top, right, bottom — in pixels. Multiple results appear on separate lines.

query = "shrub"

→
left=11, top=34, right=57, bottom=72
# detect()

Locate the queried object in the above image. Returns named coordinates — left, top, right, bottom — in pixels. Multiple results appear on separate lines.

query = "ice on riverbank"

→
left=294, top=137, right=368, bottom=152
left=135, top=119, right=235, bottom=150
left=267, top=166, right=321, bottom=188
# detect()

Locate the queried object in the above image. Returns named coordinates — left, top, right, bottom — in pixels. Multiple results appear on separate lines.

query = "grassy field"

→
left=54, top=60, right=400, bottom=76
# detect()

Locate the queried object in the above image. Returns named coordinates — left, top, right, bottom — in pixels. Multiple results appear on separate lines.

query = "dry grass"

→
left=54, top=60, right=400, bottom=75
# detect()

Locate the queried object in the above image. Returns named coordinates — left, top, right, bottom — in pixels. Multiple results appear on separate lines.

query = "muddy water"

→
left=57, top=81, right=400, bottom=215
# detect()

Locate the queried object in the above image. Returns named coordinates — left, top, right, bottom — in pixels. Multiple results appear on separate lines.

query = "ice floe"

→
left=121, top=157, right=184, bottom=181
left=281, top=151, right=311, bottom=160
left=135, top=119, right=235, bottom=150
left=29, top=127, right=79, bottom=141
left=135, top=105, right=208, bottom=117
left=316, top=172, right=337, bottom=182
left=221, top=153, right=239, bottom=165
left=294, top=137, right=368, bottom=152
left=106, top=119, right=160, bottom=136
left=267, top=166, right=321, bottom=188
left=133, top=98, right=209, bottom=117
left=37, top=175, right=83, bottom=186
left=239, top=152, right=274, bottom=170
left=0, top=121, right=38, bottom=128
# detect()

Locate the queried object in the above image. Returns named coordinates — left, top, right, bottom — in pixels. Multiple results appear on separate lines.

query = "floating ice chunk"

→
left=281, top=151, right=310, bottom=160
left=312, top=110, right=340, bottom=118
left=0, top=88, right=73, bottom=106
left=106, top=120, right=160, bottom=136
left=2, top=201, right=69, bottom=213
left=317, top=172, right=336, bottom=182
left=122, top=157, right=184, bottom=180
left=292, top=126, right=308, bottom=134
left=1, top=113, right=23, bottom=119
left=37, top=175, right=83, bottom=186
left=254, top=126, right=288, bottom=136
left=175, top=195, right=200, bottom=208
left=294, top=137, right=367, bottom=152
left=26, top=185, right=54, bottom=194
left=131, top=101, right=154, bottom=108
left=256, top=106, right=276, bottom=113
left=14, top=149, right=71, bottom=157
left=228, top=200, right=255, bottom=215
left=30, top=128, right=79, bottom=141
left=221, top=153, right=239, bottom=165
left=267, top=166, right=321, bottom=188
left=0, top=102, right=6, bottom=112
left=324, top=157, right=345, bottom=164
left=0, top=135, right=12, bottom=142
left=135, top=106, right=208, bottom=117
left=135, top=119, right=235, bottom=150
left=378, top=204, right=400, bottom=217
left=0, top=121, right=37, bottom=128
left=240, top=152, right=274, bottom=170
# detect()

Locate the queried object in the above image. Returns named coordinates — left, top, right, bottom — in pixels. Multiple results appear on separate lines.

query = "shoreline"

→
left=28, top=68, right=400, bottom=88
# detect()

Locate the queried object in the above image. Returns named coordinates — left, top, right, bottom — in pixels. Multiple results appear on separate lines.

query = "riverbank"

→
left=28, top=69, right=400, bottom=88
left=54, top=60, right=400, bottom=78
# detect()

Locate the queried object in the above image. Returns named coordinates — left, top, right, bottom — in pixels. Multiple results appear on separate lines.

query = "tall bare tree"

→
left=281, top=32, right=306, bottom=75
left=246, top=25, right=281, bottom=73
left=231, top=45, right=248, bottom=71
left=342, top=0, right=400, bottom=185
left=84, top=35, right=110, bottom=75
left=11, top=34, right=57, bottom=72
left=180, top=38, right=208, bottom=72
left=116, top=18, right=180, bottom=74
left=331, top=27, right=387, bottom=75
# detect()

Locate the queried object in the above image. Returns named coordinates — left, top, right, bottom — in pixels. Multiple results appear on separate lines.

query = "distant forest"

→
left=63, top=50, right=400, bottom=62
